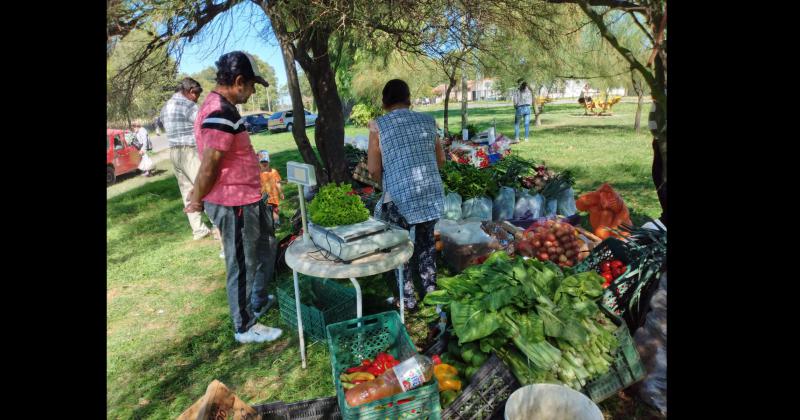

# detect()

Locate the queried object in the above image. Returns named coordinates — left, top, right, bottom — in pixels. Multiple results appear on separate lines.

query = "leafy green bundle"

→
left=423, top=252, right=619, bottom=390
left=490, top=153, right=537, bottom=190
left=308, top=183, right=370, bottom=227
left=439, top=161, right=498, bottom=200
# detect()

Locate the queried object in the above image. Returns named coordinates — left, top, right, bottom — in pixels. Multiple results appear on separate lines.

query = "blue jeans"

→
left=514, top=105, right=531, bottom=140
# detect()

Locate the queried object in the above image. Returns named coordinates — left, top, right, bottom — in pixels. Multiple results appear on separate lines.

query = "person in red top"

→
left=185, top=51, right=281, bottom=344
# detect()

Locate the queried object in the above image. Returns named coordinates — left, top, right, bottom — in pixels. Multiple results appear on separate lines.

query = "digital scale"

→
left=309, top=217, right=409, bottom=262
left=286, top=161, right=408, bottom=262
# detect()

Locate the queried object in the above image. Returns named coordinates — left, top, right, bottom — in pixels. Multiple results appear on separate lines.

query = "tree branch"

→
left=547, top=0, right=640, bottom=8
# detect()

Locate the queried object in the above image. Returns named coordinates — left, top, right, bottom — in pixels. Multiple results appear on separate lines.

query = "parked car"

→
left=107, top=128, right=142, bottom=186
left=242, top=112, right=271, bottom=134
left=267, top=109, right=317, bottom=133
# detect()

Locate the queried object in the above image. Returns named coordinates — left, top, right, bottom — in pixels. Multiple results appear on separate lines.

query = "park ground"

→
left=107, top=101, right=663, bottom=419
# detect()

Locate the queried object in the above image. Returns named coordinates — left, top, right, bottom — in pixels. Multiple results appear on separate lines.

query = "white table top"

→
left=285, top=238, right=414, bottom=278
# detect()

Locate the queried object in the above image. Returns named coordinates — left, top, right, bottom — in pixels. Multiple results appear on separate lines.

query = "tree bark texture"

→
left=443, top=79, right=456, bottom=137
left=460, top=64, right=468, bottom=130
left=301, top=29, right=349, bottom=184
left=532, top=84, right=542, bottom=127
left=633, top=79, right=644, bottom=133
left=263, top=5, right=328, bottom=184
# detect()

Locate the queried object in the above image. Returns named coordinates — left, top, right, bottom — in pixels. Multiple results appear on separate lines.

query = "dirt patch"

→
left=241, top=375, right=283, bottom=397
left=108, top=288, right=120, bottom=302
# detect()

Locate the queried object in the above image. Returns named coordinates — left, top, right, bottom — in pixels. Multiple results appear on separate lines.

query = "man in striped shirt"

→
left=160, top=78, right=214, bottom=240
left=185, top=52, right=281, bottom=344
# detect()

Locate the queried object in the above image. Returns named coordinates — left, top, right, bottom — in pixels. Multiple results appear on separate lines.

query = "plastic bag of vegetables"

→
left=492, top=187, right=516, bottom=221
left=462, top=196, right=493, bottom=221
left=444, top=192, right=463, bottom=220
left=514, top=191, right=544, bottom=220
left=557, top=187, right=578, bottom=217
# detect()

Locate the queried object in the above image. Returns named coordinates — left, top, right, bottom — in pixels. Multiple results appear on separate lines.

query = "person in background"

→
left=160, top=78, right=224, bottom=246
left=512, top=79, right=533, bottom=142
left=133, top=123, right=155, bottom=177
left=185, top=51, right=281, bottom=344
left=368, top=79, right=446, bottom=312
left=257, top=150, right=284, bottom=226
left=153, top=115, right=162, bottom=136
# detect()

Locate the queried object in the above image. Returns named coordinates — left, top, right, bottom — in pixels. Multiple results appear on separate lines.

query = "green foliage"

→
left=107, top=27, right=177, bottom=125
left=439, top=161, right=498, bottom=200
left=491, top=153, right=537, bottom=190
left=348, top=102, right=382, bottom=127
left=307, top=183, right=370, bottom=227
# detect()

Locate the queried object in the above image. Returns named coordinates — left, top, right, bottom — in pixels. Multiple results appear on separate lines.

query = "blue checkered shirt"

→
left=373, top=109, right=444, bottom=225
left=160, top=92, right=199, bottom=147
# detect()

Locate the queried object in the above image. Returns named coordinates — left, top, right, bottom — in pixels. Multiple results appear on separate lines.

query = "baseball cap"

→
left=216, top=51, right=270, bottom=87
left=258, top=150, right=270, bottom=162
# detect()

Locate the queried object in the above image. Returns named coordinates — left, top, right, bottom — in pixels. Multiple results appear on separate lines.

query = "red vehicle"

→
left=107, top=129, right=141, bottom=186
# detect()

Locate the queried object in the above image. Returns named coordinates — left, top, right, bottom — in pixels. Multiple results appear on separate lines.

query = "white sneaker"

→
left=234, top=323, right=283, bottom=344
left=193, top=228, right=211, bottom=240
left=524, top=137, right=529, bottom=142
left=219, top=249, right=225, bottom=259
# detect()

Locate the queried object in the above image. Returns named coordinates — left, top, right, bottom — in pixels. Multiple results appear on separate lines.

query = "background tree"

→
left=107, top=27, right=177, bottom=128
left=547, top=0, right=666, bottom=218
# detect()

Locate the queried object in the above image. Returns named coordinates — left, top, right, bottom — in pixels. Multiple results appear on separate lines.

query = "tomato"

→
left=538, top=252, right=550, bottom=261
left=602, top=280, right=611, bottom=289
left=611, top=260, right=624, bottom=268
left=600, top=261, right=612, bottom=272
left=613, top=267, right=625, bottom=278
left=601, top=272, right=613, bottom=282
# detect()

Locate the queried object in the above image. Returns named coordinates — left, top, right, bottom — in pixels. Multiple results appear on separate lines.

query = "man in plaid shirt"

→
left=160, top=78, right=215, bottom=240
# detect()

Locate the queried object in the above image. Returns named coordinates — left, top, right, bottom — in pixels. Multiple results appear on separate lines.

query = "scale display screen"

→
left=286, top=161, right=317, bottom=186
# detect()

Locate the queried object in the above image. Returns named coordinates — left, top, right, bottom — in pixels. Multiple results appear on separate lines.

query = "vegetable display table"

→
left=285, top=238, right=414, bottom=368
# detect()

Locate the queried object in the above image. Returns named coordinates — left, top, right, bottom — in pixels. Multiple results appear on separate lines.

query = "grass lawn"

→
left=107, top=101, right=662, bottom=419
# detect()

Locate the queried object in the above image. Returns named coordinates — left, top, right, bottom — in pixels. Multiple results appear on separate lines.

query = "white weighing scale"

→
left=286, top=162, right=413, bottom=369
left=309, top=217, right=409, bottom=262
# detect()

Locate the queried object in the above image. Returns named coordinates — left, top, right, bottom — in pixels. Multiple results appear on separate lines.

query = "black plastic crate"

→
left=442, top=353, right=521, bottom=420
left=254, top=396, right=341, bottom=419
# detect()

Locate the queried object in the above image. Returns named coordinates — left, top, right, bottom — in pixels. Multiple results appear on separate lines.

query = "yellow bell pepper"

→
left=434, top=363, right=462, bottom=392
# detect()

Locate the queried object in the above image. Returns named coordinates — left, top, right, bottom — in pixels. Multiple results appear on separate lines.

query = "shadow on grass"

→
left=107, top=149, right=308, bottom=265
left=117, top=314, right=298, bottom=418
left=536, top=124, right=636, bottom=137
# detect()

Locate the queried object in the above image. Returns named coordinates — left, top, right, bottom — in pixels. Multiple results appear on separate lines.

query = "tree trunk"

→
left=460, top=65, right=468, bottom=130
left=302, top=29, right=349, bottom=184
left=443, top=79, right=456, bottom=137
left=633, top=84, right=644, bottom=133
left=532, top=84, right=542, bottom=127
left=269, top=18, right=328, bottom=184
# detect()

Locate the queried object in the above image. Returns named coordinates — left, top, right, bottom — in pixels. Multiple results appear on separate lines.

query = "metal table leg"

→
left=397, top=267, right=405, bottom=324
left=349, top=278, right=363, bottom=319
left=293, top=269, right=307, bottom=369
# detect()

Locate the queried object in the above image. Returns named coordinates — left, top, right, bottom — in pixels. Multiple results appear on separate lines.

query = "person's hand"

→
left=184, top=200, right=203, bottom=213
left=280, top=193, right=285, bottom=200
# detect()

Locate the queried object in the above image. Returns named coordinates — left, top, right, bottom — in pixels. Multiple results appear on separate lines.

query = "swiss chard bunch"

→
left=423, top=251, right=619, bottom=390
left=307, top=183, right=370, bottom=227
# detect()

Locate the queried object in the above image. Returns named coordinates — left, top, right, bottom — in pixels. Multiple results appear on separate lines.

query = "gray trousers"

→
left=205, top=200, right=278, bottom=333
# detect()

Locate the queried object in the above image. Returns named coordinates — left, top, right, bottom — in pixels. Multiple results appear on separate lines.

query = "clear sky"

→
left=176, top=2, right=288, bottom=97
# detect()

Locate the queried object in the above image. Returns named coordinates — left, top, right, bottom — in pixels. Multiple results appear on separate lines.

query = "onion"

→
left=547, top=247, right=557, bottom=255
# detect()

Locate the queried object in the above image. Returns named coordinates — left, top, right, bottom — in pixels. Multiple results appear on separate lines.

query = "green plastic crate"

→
left=581, top=307, right=647, bottom=403
left=278, top=275, right=356, bottom=342
left=326, top=311, right=442, bottom=420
